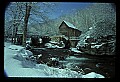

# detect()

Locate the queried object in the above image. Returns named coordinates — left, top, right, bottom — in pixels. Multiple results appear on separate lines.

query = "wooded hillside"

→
left=26, top=3, right=116, bottom=37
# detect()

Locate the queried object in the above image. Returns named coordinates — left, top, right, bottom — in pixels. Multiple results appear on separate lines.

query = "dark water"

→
left=31, top=48, right=115, bottom=78
left=59, top=53, right=115, bottom=78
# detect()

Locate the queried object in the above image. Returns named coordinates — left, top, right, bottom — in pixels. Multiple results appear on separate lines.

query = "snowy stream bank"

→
left=4, top=42, right=105, bottom=78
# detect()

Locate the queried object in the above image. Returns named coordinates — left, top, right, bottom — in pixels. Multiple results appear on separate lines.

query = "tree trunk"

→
left=13, top=18, right=17, bottom=44
left=23, top=2, right=31, bottom=47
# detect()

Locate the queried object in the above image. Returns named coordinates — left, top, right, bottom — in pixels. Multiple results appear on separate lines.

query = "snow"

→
left=50, top=57, right=58, bottom=61
left=89, top=27, right=93, bottom=30
left=26, top=38, right=31, bottom=44
left=63, top=20, right=76, bottom=29
left=45, top=43, right=53, bottom=48
left=86, top=36, right=90, bottom=39
left=37, top=54, right=42, bottom=58
left=39, top=38, right=42, bottom=43
left=4, top=42, right=105, bottom=78
left=70, top=48, right=82, bottom=53
left=76, top=25, right=96, bottom=48
left=66, top=56, right=90, bottom=61
left=4, top=42, right=82, bottom=77
left=49, top=41, right=58, bottom=44
left=45, top=43, right=60, bottom=48
left=91, top=43, right=105, bottom=49
left=45, top=41, right=65, bottom=48
left=8, top=45, right=24, bottom=51
left=63, top=36, right=69, bottom=40
left=82, top=72, right=105, bottom=78
left=91, top=43, right=96, bottom=45
left=63, top=20, right=79, bottom=30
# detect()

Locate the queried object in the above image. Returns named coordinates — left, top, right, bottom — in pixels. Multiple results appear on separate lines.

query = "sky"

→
left=48, top=2, right=92, bottom=19
left=5, top=2, right=93, bottom=23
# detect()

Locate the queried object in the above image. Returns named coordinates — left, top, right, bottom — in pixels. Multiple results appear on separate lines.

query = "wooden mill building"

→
left=59, top=20, right=82, bottom=47
left=59, top=20, right=81, bottom=38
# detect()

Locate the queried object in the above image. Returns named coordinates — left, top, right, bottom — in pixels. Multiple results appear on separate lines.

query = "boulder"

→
left=82, top=72, right=105, bottom=78
left=46, top=57, right=59, bottom=67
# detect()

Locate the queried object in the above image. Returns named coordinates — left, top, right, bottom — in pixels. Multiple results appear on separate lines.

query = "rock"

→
left=41, top=36, right=51, bottom=44
left=59, top=56, right=66, bottom=60
left=46, top=57, right=59, bottom=67
left=83, top=68, right=92, bottom=74
left=85, top=37, right=96, bottom=43
left=82, top=72, right=105, bottom=78
left=26, top=44, right=32, bottom=50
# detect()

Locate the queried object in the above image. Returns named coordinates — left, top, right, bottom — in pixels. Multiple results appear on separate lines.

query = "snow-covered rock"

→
left=91, top=43, right=105, bottom=49
left=45, top=43, right=53, bottom=48
left=35, top=64, right=82, bottom=78
left=82, top=72, right=105, bottom=78
left=50, top=57, right=58, bottom=61
left=37, top=54, right=42, bottom=59
left=13, top=48, right=34, bottom=62
left=66, top=56, right=90, bottom=61
left=70, top=48, right=82, bottom=53
left=18, top=49, right=33, bottom=57
left=89, top=27, right=93, bottom=30
left=86, top=36, right=90, bottom=39
left=49, top=41, right=58, bottom=44
left=45, top=41, right=65, bottom=48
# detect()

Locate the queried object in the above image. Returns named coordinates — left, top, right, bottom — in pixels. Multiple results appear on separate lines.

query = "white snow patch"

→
left=49, top=41, right=58, bottom=44
left=63, top=20, right=76, bottom=29
left=66, top=56, right=90, bottom=61
left=82, top=72, right=105, bottom=78
left=8, top=45, right=24, bottom=51
left=50, top=57, right=58, bottom=61
left=86, top=36, right=90, bottom=39
left=37, top=54, right=42, bottom=59
left=45, top=41, right=65, bottom=48
left=91, top=43, right=105, bottom=49
left=64, top=36, right=69, bottom=40
left=70, top=48, right=82, bottom=53
left=45, top=43, right=53, bottom=48
left=91, top=43, right=96, bottom=44
left=26, top=38, right=32, bottom=44
left=39, top=38, right=42, bottom=43
left=89, top=27, right=93, bottom=30
left=17, top=48, right=33, bottom=58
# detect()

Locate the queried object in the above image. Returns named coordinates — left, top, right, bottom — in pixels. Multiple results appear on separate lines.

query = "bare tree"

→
left=5, top=2, right=25, bottom=43
left=22, top=2, right=32, bottom=47
left=5, top=2, right=57, bottom=46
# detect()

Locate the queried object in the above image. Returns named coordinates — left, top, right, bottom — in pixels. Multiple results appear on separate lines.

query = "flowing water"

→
left=31, top=48, right=115, bottom=78
left=59, top=53, right=115, bottom=78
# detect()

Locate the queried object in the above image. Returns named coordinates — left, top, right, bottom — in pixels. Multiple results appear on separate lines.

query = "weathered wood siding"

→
left=59, top=22, right=81, bottom=38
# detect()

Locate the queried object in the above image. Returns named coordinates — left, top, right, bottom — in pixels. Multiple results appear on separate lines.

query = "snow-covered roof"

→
left=63, top=20, right=79, bottom=30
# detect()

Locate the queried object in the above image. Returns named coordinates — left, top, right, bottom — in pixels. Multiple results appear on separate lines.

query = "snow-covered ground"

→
left=70, top=48, right=83, bottom=53
left=4, top=42, right=105, bottom=78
